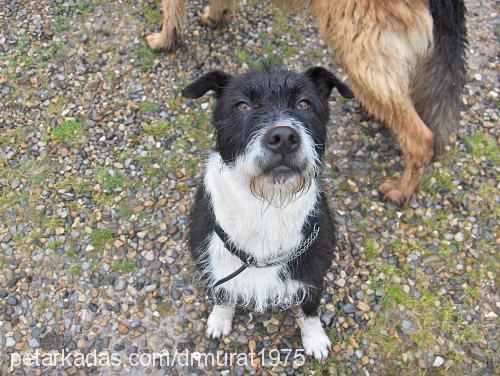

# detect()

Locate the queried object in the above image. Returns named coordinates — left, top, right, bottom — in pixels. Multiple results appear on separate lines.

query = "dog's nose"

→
left=264, top=126, right=301, bottom=155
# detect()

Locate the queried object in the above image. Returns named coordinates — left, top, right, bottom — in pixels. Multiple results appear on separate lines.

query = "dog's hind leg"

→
left=347, top=67, right=435, bottom=203
left=201, top=0, right=236, bottom=26
left=313, top=1, right=436, bottom=202
left=375, top=100, right=435, bottom=203
left=147, top=0, right=187, bottom=51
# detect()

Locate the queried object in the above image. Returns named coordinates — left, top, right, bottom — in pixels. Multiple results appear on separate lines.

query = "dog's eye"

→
left=235, top=101, right=251, bottom=112
left=296, top=99, right=311, bottom=111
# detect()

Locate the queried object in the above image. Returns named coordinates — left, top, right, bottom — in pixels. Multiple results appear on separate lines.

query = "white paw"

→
left=300, top=317, right=331, bottom=361
left=206, top=305, right=234, bottom=339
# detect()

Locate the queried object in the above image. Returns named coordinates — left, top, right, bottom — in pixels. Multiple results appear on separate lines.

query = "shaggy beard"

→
left=249, top=170, right=314, bottom=208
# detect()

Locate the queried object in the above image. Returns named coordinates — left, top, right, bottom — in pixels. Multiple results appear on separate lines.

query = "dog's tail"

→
left=411, top=0, right=467, bottom=154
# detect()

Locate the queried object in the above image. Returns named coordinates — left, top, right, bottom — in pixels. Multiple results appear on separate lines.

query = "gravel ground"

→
left=0, top=0, right=498, bottom=375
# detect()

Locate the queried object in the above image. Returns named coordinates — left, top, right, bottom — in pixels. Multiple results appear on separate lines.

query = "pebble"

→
left=28, top=338, right=40, bottom=348
left=343, top=304, right=356, bottom=314
left=144, top=251, right=155, bottom=261
left=357, top=301, right=370, bottom=312
left=118, top=324, right=129, bottom=335
left=114, top=280, right=127, bottom=291
left=402, top=320, right=414, bottom=334
left=335, top=278, right=346, bottom=287
left=433, top=356, right=445, bottom=367
left=144, top=284, right=157, bottom=292
left=7, top=296, right=18, bottom=305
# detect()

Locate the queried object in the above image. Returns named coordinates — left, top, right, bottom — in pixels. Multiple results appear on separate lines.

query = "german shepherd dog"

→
left=147, top=0, right=466, bottom=203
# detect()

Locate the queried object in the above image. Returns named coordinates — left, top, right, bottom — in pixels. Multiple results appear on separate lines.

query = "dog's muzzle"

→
left=263, top=126, right=301, bottom=156
left=260, top=125, right=305, bottom=179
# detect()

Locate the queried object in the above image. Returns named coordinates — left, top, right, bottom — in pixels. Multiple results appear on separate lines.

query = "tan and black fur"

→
left=146, top=0, right=467, bottom=203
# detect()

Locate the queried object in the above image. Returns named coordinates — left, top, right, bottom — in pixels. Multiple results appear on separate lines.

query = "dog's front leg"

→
left=299, top=293, right=331, bottom=361
left=147, top=0, right=187, bottom=51
left=206, top=303, right=235, bottom=339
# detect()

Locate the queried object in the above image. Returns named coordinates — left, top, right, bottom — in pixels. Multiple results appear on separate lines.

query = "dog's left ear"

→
left=182, top=70, right=232, bottom=99
left=304, top=67, right=354, bottom=100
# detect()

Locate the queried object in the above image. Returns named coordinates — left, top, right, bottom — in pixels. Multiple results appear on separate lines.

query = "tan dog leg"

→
left=376, top=102, right=435, bottom=203
left=312, top=1, right=435, bottom=202
left=201, top=0, right=236, bottom=26
left=147, top=0, right=187, bottom=51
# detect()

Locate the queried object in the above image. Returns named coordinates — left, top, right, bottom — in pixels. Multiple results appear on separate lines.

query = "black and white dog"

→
left=182, top=65, right=353, bottom=360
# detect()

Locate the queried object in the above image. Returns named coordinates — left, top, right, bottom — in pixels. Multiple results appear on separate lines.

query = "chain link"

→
left=253, top=223, right=320, bottom=268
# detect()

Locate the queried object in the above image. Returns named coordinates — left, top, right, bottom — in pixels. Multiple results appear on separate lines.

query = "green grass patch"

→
left=96, top=168, right=124, bottom=190
left=113, top=261, right=135, bottom=273
left=364, top=238, right=381, bottom=262
left=135, top=43, right=156, bottom=72
left=143, top=121, right=170, bottom=138
left=91, top=229, right=113, bottom=251
left=57, top=178, right=91, bottom=196
left=465, top=133, right=499, bottom=165
left=66, top=247, right=80, bottom=258
left=35, top=297, right=49, bottom=314
left=139, top=101, right=159, bottom=114
left=144, top=7, right=163, bottom=24
left=70, top=264, right=82, bottom=278
left=74, top=1, right=91, bottom=13
left=235, top=49, right=250, bottom=63
left=363, top=257, right=493, bottom=373
left=53, top=16, right=70, bottom=34
left=52, top=121, right=84, bottom=145
left=117, top=202, right=134, bottom=220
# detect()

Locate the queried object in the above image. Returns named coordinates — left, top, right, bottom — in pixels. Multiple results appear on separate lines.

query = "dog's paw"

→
left=200, top=6, right=212, bottom=25
left=146, top=32, right=176, bottom=52
left=206, top=305, right=234, bottom=339
left=200, top=5, right=232, bottom=27
left=300, top=317, right=331, bottom=361
left=302, top=330, right=331, bottom=361
left=378, top=179, right=411, bottom=203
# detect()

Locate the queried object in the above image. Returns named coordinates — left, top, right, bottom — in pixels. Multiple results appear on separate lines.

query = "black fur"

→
left=185, top=65, right=347, bottom=315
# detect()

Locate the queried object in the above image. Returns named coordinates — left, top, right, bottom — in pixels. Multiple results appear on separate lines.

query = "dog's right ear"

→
left=182, top=71, right=232, bottom=99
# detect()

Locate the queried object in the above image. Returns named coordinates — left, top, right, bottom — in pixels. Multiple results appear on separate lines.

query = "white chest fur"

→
left=200, top=153, right=319, bottom=312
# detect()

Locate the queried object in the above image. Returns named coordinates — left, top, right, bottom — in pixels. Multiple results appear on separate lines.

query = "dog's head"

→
left=183, top=65, right=353, bottom=205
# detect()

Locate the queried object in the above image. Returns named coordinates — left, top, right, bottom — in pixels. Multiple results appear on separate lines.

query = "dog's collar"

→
left=211, top=217, right=320, bottom=289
